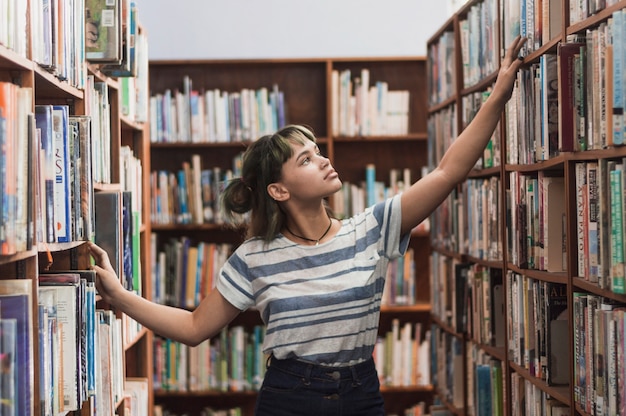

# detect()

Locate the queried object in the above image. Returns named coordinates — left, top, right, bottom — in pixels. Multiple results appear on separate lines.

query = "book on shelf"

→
left=124, top=377, right=149, bottom=416
left=0, top=279, right=34, bottom=416
left=95, top=309, right=116, bottom=416
left=94, top=190, right=123, bottom=279
left=0, top=318, right=17, bottom=416
left=38, top=273, right=85, bottom=411
left=475, top=364, right=492, bottom=416
left=557, top=41, right=586, bottom=153
left=68, top=115, right=95, bottom=242
left=545, top=282, right=569, bottom=385
left=85, top=0, right=122, bottom=62
left=122, top=191, right=134, bottom=291
left=612, top=9, right=624, bottom=146
left=35, top=105, right=57, bottom=244
left=14, top=88, right=33, bottom=253
left=52, top=105, right=71, bottom=243
left=608, top=160, right=625, bottom=294
left=100, top=0, right=137, bottom=77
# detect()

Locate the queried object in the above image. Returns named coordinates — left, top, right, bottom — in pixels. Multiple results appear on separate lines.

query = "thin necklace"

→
left=285, top=217, right=333, bottom=246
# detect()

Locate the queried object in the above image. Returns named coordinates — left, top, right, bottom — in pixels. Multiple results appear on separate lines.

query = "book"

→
left=100, top=0, right=137, bottom=77
left=0, top=280, right=33, bottom=416
left=38, top=273, right=82, bottom=411
left=545, top=282, right=569, bottom=385
left=124, top=377, right=149, bottom=416
left=557, top=42, right=585, bottom=152
left=94, top=190, right=123, bottom=278
left=42, top=270, right=97, bottom=398
left=52, top=105, right=71, bottom=243
left=0, top=82, right=17, bottom=255
left=85, top=0, right=122, bottom=62
left=35, top=105, right=57, bottom=243
left=0, top=318, right=18, bottom=416
left=68, top=115, right=95, bottom=242
left=609, top=161, right=625, bottom=294
left=122, top=191, right=134, bottom=290
left=475, top=364, right=492, bottom=416
left=540, top=53, right=559, bottom=159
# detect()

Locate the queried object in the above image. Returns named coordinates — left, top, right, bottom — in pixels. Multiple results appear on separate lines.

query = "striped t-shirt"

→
left=217, top=194, right=409, bottom=366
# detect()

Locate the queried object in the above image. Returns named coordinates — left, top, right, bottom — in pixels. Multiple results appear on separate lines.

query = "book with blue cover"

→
left=0, top=279, right=33, bottom=416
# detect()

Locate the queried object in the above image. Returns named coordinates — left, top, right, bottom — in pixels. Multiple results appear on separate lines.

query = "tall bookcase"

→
left=0, top=2, right=152, bottom=415
left=147, top=57, right=433, bottom=415
left=428, top=0, right=626, bottom=415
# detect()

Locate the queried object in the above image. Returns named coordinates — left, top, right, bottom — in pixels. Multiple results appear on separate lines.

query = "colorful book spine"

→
left=52, top=105, right=71, bottom=243
left=612, top=9, right=624, bottom=146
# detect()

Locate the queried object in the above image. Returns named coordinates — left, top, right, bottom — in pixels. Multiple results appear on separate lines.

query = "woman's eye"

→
left=302, top=157, right=311, bottom=165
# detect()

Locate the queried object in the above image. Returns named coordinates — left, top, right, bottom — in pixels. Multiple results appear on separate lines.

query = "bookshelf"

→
left=0, top=2, right=152, bottom=415
left=148, top=57, right=433, bottom=415
left=427, top=0, right=626, bottom=415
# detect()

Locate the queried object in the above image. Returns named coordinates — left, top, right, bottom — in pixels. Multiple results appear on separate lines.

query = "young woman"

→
left=89, top=35, right=527, bottom=416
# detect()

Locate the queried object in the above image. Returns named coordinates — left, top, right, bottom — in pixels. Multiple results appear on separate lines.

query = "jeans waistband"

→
left=267, top=355, right=375, bottom=382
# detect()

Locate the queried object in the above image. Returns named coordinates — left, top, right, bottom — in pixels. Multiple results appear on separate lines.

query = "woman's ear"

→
left=267, top=183, right=290, bottom=202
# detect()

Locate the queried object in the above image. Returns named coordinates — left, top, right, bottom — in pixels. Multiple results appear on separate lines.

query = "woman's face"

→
left=278, top=140, right=342, bottom=201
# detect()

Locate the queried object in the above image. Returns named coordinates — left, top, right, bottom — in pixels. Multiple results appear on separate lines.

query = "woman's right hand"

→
left=87, top=241, right=125, bottom=305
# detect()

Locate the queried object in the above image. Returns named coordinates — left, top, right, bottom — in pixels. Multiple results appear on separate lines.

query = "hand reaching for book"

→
left=87, top=241, right=125, bottom=305
left=491, top=35, right=527, bottom=106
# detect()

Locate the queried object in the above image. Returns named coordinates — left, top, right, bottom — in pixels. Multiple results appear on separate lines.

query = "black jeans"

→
left=254, top=356, right=384, bottom=416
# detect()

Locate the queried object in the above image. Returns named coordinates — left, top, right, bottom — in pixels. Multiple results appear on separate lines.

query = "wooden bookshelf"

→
left=0, top=3, right=153, bottom=415
left=148, top=56, right=433, bottom=415
left=427, top=0, right=626, bottom=415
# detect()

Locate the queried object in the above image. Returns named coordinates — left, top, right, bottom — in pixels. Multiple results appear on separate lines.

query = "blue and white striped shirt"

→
left=217, top=194, right=409, bottom=366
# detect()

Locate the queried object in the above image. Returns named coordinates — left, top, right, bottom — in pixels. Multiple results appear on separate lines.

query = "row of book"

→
left=506, top=52, right=560, bottom=164
left=331, top=68, right=410, bottom=137
left=507, top=12, right=626, bottom=165
left=16, top=0, right=146, bottom=89
left=374, top=320, right=431, bottom=387
left=569, top=0, right=623, bottom=24
left=503, top=0, right=563, bottom=58
left=430, top=256, right=505, bottom=347
left=467, top=345, right=504, bottom=416
left=0, top=0, right=28, bottom=58
left=572, top=292, right=626, bottom=415
left=459, top=0, right=498, bottom=88
left=430, top=176, right=502, bottom=261
left=30, top=0, right=86, bottom=88
left=429, top=327, right=464, bottom=410
left=427, top=105, right=457, bottom=173
left=334, top=165, right=414, bottom=218
left=0, top=275, right=128, bottom=416
left=122, top=378, right=150, bottom=416
left=427, top=31, right=456, bottom=106
left=507, top=171, right=567, bottom=272
left=150, top=155, right=243, bottom=225
left=506, top=272, right=569, bottom=386
left=575, top=160, right=626, bottom=294
left=0, top=77, right=118, bottom=253
left=150, top=235, right=232, bottom=308
left=510, top=372, right=569, bottom=416
left=430, top=254, right=468, bottom=334
left=462, top=90, right=501, bottom=170
left=150, top=77, right=286, bottom=144
left=381, top=247, right=417, bottom=307
left=153, top=325, right=266, bottom=393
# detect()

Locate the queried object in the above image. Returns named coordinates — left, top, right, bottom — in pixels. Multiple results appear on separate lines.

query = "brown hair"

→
left=221, top=125, right=332, bottom=242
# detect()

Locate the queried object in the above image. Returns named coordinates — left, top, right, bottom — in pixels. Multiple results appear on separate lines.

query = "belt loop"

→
left=350, top=364, right=361, bottom=386
left=303, top=363, right=312, bottom=385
